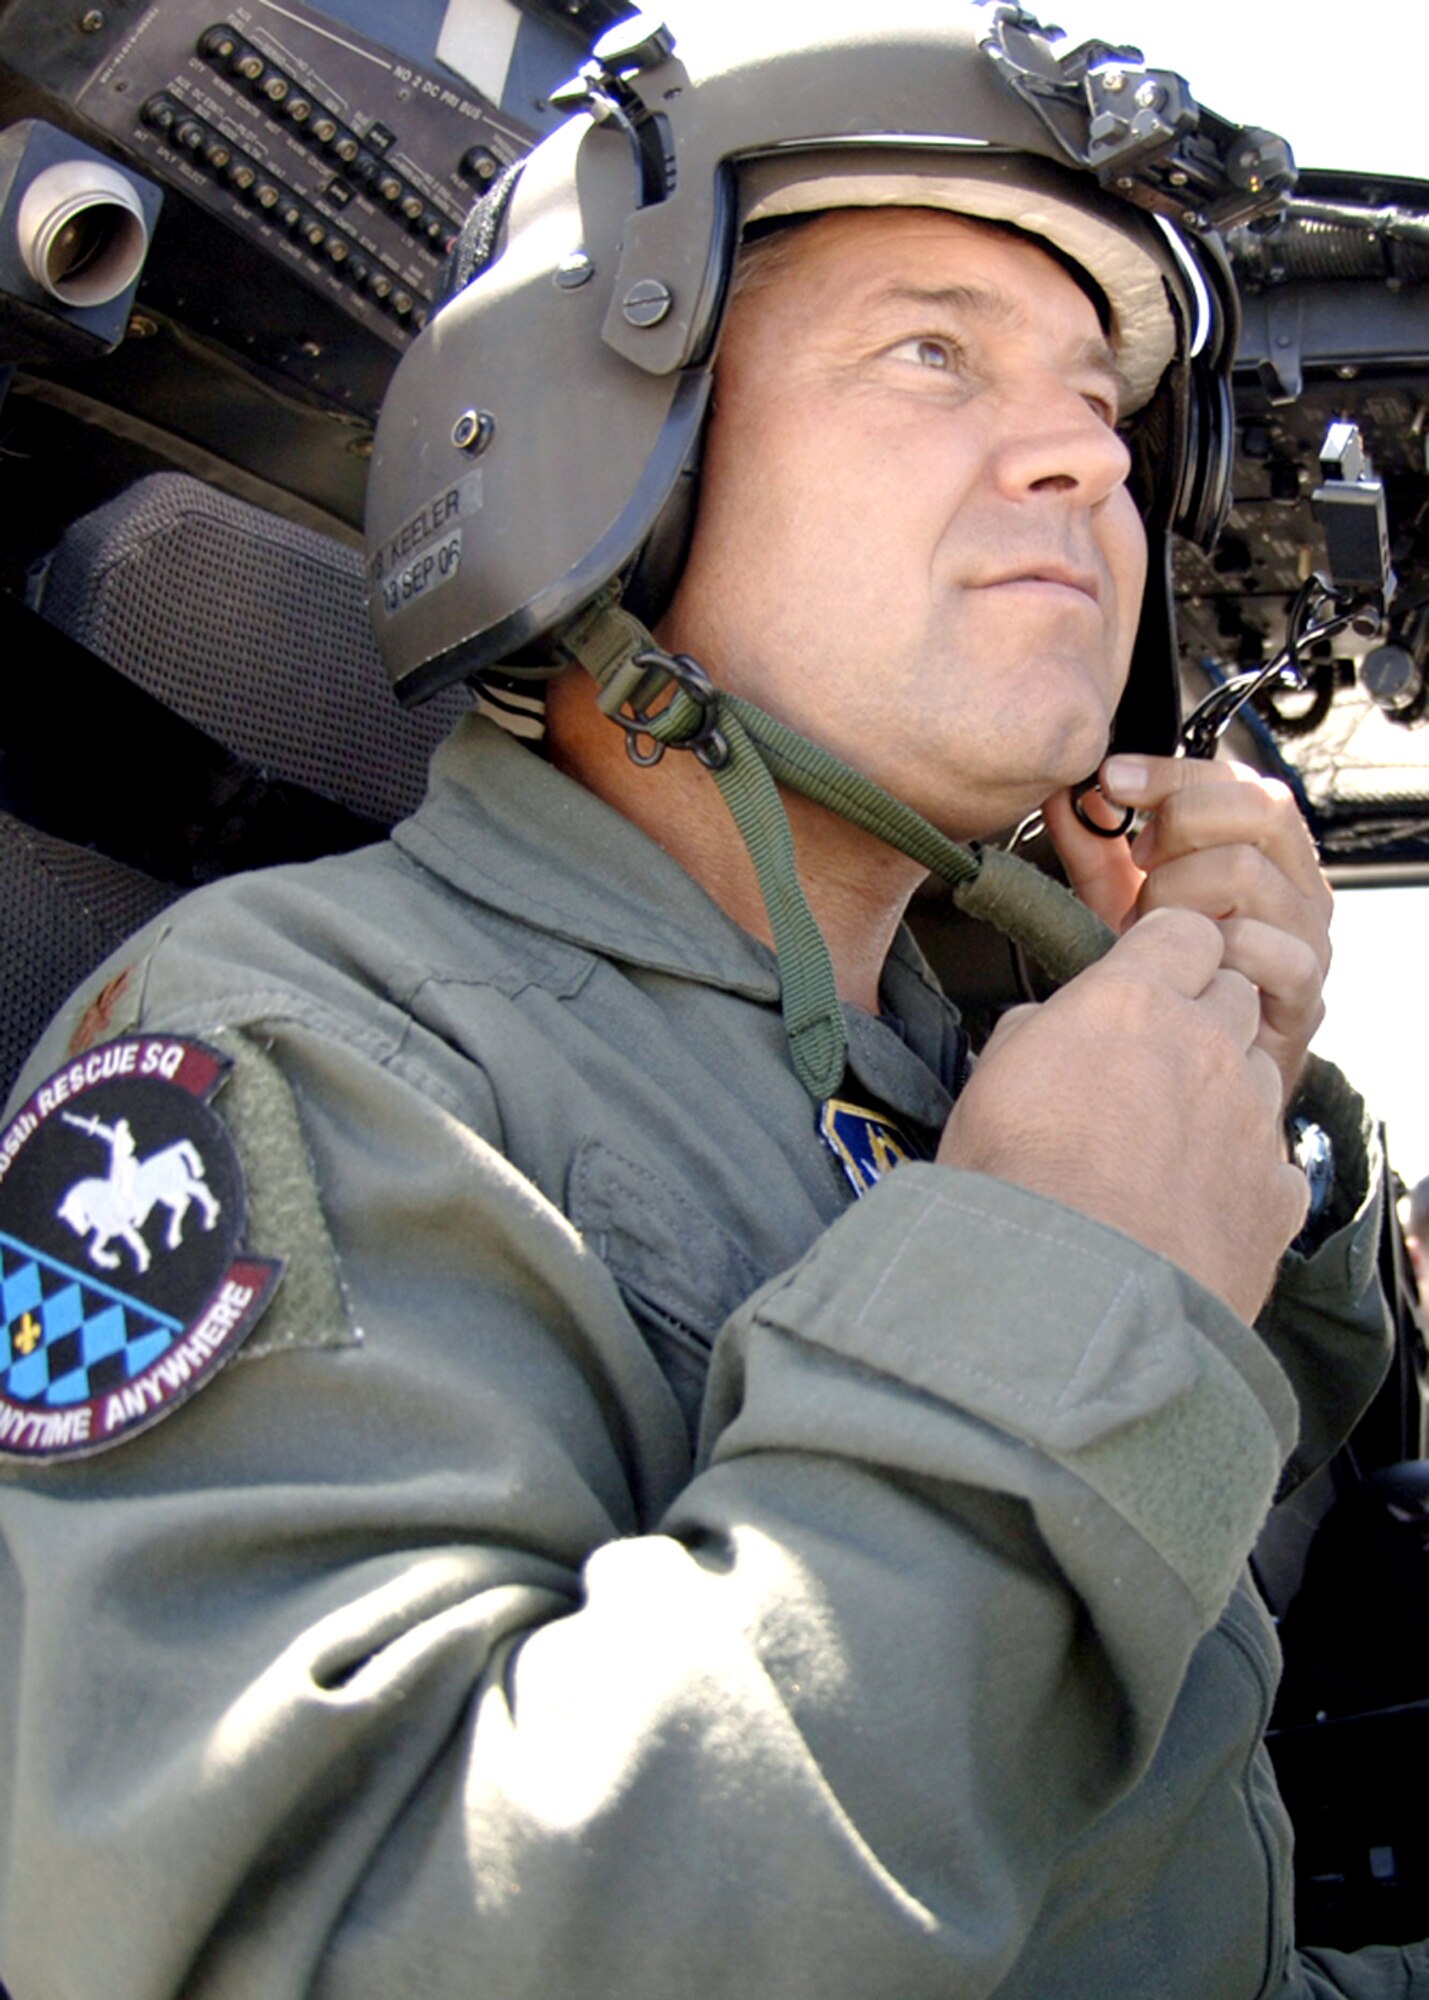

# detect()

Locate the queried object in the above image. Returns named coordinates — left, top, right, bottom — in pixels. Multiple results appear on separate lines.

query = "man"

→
left=549, top=201, right=1321, bottom=1314
left=0, top=6, right=1417, bottom=1996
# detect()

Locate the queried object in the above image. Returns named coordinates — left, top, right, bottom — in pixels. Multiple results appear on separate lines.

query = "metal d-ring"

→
left=613, top=648, right=731, bottom=770
left=1071, top=778, right=1134, bottom=840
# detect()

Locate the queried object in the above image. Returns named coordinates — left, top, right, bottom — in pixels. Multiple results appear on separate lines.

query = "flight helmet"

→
left=364, top=1, right=1293, bottom=754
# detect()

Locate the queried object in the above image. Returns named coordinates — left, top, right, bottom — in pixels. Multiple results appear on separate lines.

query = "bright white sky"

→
left=1045, top=0, right=1426, bottom=179
left=1314, top=887, right=1429, bottom=1190
left=1050, top=3, right=1429, bottom=1186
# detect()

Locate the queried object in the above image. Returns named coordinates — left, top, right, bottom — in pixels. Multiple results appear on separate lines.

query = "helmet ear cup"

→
left=1112, top=324, right=1234, bottom=756
left=1110, top=537, right=1180, bottom=758
left=621, top=440, right=703, bottom=628
left=1174, top=364, right=1234, bottom=550
left=1113, top=379, right=1184, bottom=759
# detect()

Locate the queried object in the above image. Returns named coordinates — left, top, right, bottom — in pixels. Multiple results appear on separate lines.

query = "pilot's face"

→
left=659, top=207, right=1148, bottom=838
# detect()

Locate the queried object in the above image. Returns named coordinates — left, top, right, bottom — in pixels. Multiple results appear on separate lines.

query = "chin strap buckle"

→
left=1071, top=777, right=1135, bottom=839
left=557, top=595, right=732, bottom=770
left=558, top=595, right=1116, bottom=1102
left=606, top=648, right=732, bottom=771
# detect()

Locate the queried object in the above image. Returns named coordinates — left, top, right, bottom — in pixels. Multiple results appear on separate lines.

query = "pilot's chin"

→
left=1042, top=702, right=1117, bottom=800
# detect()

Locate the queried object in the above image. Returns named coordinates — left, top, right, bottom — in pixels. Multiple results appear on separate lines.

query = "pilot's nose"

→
left=990, top=375, right=1133, bottom=508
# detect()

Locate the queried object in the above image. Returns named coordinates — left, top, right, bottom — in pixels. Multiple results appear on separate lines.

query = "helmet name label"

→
left=368, top=467, right=483, bottom=581
left=379, top=528, right=463, bottom=616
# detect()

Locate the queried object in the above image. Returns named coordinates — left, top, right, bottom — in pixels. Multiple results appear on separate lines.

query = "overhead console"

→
left=0, top=0, right=628, bottom=531
left=84, top=1, right=550, bottom=350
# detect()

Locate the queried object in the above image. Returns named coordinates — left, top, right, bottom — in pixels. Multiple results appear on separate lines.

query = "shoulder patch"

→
left=0, top=1037, right=282, bottom=1462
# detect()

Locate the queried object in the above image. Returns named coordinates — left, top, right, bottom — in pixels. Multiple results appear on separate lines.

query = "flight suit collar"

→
left=396, top=715, right=780, bottom=998
left=396, top=716, right=965, bottom=1123
left=847, top=946, right=962, bottom=1132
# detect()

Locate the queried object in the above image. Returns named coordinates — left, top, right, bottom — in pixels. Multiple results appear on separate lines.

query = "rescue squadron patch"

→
left=0, top=1038, right=282, bottom=1462
left=818, top=1098, right=919, bottom=1198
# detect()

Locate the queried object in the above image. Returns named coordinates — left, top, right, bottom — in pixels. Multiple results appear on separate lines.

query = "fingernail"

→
left=1104, top=755, right=1149, bottom=798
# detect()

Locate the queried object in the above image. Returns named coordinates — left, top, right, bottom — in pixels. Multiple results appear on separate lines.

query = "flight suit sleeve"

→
left=1256, top=1053, right=1394, bottom=1489
left=1297, top=1944, right=1429, bottom=1998
left=0, top=971, right=1406, bottom=2000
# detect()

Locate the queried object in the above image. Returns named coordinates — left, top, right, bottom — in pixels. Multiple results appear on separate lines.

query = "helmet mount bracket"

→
left=980, top=6, right=1295, bottom=234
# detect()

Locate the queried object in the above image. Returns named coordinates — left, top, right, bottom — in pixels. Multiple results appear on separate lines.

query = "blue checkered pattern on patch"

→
left=0, top=1231, right=182, bottom=1409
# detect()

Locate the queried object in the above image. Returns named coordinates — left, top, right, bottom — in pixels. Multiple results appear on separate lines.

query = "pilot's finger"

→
left=1104, top=755, right=1329, bottom=908
left=1086, top=904, right=1227, bottom=998
left=1133, top=845, right=1330, bottom=973
left=1196, top=966, right=1264, bottom=1050
left=1042, top=783, right=1142, bottom=932
left=1216, top=915, right=1328, bottom=1045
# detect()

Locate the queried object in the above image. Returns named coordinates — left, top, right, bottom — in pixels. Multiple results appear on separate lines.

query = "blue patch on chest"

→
left=818, top=1098, right=920, bottom=1198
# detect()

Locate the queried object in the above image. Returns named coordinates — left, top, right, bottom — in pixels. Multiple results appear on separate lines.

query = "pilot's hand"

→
left=936, top=908, right=1308, bottom=1323
left=1043, top=754, right=1333, bottom=1111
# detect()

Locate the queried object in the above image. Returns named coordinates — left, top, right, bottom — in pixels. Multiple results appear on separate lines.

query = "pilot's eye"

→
left=888, top=335, right=960, bottom=371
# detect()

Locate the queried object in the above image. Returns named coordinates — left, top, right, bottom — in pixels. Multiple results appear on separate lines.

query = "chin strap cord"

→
left=558, top=597, right=1116, bottom=1101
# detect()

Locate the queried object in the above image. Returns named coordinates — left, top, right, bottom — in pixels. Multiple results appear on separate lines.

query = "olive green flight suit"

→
left=0, top=717, right=1418, bottom=1999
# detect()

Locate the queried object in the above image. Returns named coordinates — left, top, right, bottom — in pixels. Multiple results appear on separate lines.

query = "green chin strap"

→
left=559, top=595, right=1116, bottom=1102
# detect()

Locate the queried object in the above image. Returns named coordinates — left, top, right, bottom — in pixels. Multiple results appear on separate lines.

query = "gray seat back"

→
left=30, top=472, right=470, bottom=828
left=4, top=473, right=472, bottom=1105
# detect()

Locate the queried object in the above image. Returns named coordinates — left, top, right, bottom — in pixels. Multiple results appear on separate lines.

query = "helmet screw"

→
left=622, top=278, right=673, bottom=328
left=1101, top=68, right=1125, bottom=93
left=1168, top=168, right=1188, bottom=187
left=451, top=409, right=495, bottom=454
left=1133, top=80, right=1163, bottom=111
left=555, top=251, right=594, bottom=289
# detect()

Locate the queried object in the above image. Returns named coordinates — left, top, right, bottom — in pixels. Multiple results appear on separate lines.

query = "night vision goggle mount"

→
left=980, top=5, right=1295, bottom=234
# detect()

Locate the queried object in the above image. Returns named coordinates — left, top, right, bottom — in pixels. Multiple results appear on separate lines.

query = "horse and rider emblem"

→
left=56, top=1112, right=221, bottom=1274
left=0, top=1036, right=282, bottom=1462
